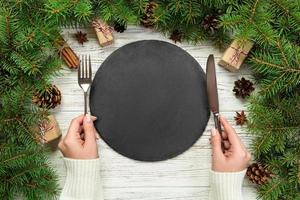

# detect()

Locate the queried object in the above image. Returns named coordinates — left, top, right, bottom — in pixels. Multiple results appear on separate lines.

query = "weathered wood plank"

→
left=50, top=25, right=257, bottom=199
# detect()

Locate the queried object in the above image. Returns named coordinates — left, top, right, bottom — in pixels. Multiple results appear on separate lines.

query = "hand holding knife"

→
left=206, top=54, right=225, bottom=152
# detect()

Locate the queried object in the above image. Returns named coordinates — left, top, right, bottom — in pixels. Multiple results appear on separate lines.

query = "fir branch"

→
left=259, top=178, right=285, bottom=199
left=6, top=164, right=48, bottom=183
left=250, top=57, right=284, bottom=71
left=249, top=0, right=260, bottom=23
left=271, top=0, right=300, bottom=25
left=1, top=1, right=299, bottom=199
left=248, top=93, right=300, bottom=199
left=219, top=14, right=244, bottom=28
left=275, top=39, right=289, bottom=67
left=1, top=153, right=27, bottom=164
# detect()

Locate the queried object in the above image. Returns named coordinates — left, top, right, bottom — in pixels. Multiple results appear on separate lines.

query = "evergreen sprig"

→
left=0, top=144, right=59, bottom=200
left=221, top=0, right=300, bottom=199
left=248, top=94, right=300, bottom=200
left=0, top=0, right=93, bottom=198
left=1, top=0, right=299, bottom=199
left=249, top=39, right=300, bottom=97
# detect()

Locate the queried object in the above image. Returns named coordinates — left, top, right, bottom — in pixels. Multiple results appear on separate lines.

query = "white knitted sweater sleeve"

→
left=60, top=158, right=103, bottom=200
left=209, top=169, right=247, bottom=200
left=60, top=159, right=246, bottom=200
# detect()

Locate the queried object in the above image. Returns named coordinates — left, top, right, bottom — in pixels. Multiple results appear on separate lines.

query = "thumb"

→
left=210, top=128, right=224, bottom=159
left=83, top=114, right=97, bottom=144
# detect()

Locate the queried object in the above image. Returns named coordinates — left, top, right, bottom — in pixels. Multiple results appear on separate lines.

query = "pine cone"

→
left=233, top=77, right=255, bottom=98
left=201, top=14, right=219, bottom=35
left=169, top=30, right=183, bottom=43
left=75, top=31, right=88, bottom=45
left=32, top=85, right=61, bottom=109
left=114, top=21, right=127, bottom=33
left=246, top=163, right=272, bottom=185
left=140, top=1, right=158, bottom=28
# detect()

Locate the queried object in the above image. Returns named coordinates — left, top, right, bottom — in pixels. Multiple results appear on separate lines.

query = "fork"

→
left=78, top=55, right=92, bottom=115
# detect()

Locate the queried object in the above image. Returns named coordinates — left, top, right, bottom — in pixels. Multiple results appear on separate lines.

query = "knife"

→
left=206, top=54, right=225, bottom=151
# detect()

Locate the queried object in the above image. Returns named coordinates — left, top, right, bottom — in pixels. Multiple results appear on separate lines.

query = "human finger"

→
left=67, top=115, right=85, bottom=138
left=82, top=114, right=97, bottom=146
left=223, top=140, right=231, bottom=149
left=221, top=131, right=228, bottom=140
left=58, top=137, right=65, bottom=151
left=224, top=151, right=232, bottom=157
left=210, top=128, right=225, bottom=160
left=78, top=115, right=97, bottom=140
left=219, top=115, right=242, bottom=149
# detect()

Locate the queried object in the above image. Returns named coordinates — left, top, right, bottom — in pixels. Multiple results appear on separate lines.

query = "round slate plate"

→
left=90, top=40, right=210, bottom=161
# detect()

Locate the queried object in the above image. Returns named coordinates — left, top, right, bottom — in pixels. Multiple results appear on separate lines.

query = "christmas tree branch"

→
left=275, top=40, right=289, bottom=67
left=253, top=133, right=271, bottom=153
left=260, top=179, right=284, bottom=199
left=17, top=119, right=37, bottom=141
left=249, top=0, right=260, bottom=23
left=1, top=1, right=299, bottom=199
left=7, top=164, right=47, bottom=182
left=250, top=56, right=300, bottom=73
left=271, top=0, right=300, bottom=25
left=1, top=153, right=27, bottom=164
left=219, top=15, right=244, bottom=28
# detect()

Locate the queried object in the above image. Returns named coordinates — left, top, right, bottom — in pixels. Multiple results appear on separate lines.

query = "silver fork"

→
left=78, top=55, right=92, bottom=114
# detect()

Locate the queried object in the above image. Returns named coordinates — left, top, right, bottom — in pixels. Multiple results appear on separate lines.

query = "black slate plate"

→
left=90, top=40, right=210, bottom=161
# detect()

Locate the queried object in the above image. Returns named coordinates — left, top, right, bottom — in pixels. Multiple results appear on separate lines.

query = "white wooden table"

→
left=50, top=26, right=257, bottom=200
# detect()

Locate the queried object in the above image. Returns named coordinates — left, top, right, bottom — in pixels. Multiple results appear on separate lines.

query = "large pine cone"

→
left=32, top=85, right=61, bottom=109
left=233, top=77, right=255, bottom=98
left=140, top=1, right=158, bottom=28
left=246, top=163, right=272, bottom=185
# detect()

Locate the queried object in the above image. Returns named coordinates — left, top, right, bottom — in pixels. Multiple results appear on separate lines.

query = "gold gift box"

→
left=218, top=39, right=253, bottom=72
left=92, top=19, right=114, bottom=47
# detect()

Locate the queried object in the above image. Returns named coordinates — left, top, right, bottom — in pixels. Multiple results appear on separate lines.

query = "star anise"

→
left=169, top=30, right=183, bottom=43
left=75, top=31, right=88, bottom=45
left=234, top=111, right=247, bottom=125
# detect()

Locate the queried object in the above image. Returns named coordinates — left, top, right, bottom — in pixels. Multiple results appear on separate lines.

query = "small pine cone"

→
left=140, top=1, right=158, bottom=28
left=201, top=14, right=219, bottom=35
left=169, top=30, right=183, bottom=43
left=233, top=77, right=255, bottom=98
left=32, top=85, right=61, bottom=109
left=113, top=21, right=127, bottom=33
left=246, top=163, right=272, bottom=185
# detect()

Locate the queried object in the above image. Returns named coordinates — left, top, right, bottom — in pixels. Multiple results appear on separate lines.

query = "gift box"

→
left=92, top=19, right=114, bottom=47
left=38, top=115, right=61, bottom=143
left=218, top=39, right=254, bottom=72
